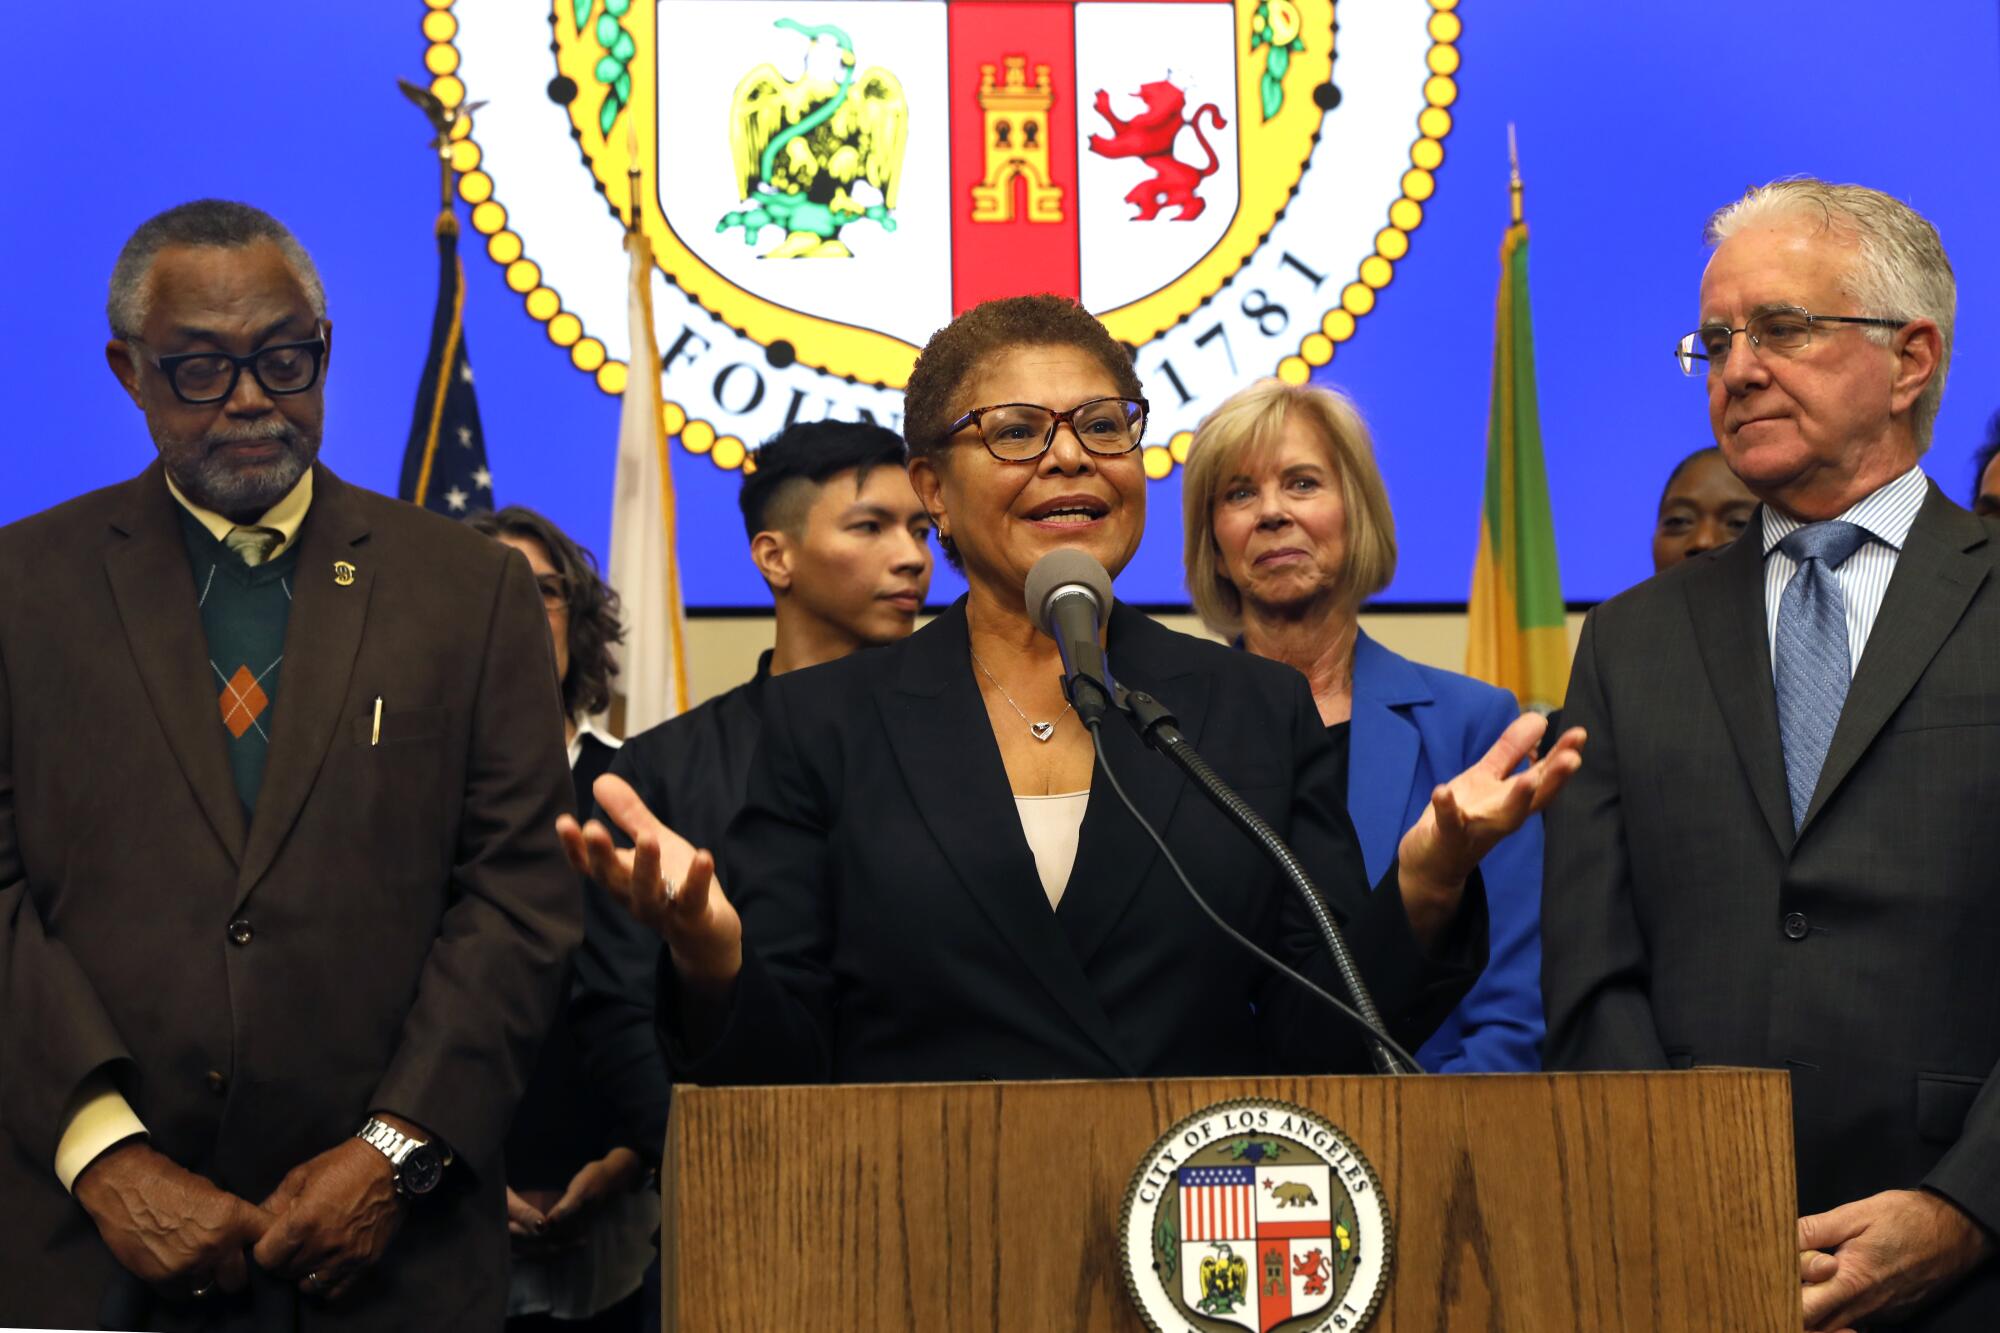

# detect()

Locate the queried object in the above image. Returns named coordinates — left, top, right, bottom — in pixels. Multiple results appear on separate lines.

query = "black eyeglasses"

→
left=133, top=324, right=328, bottom=404
left=1675, top=307, right=1905, bottom=376
left=946, top=396, right=1148, bottom=462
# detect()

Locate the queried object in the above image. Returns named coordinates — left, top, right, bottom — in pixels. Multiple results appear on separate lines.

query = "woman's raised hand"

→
left=1395, top=713, right=1584, bottom=937
left=555, top=773, right=743, bottom=994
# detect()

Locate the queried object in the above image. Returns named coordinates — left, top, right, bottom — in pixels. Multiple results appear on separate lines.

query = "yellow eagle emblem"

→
left=1196, top=1242, right=1249, bottom=1316
left=718, top=18, right=908, bottom=258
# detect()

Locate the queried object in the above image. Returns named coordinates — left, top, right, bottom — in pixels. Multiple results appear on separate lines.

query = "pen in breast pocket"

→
left=372, top=696, right=383, bottom=747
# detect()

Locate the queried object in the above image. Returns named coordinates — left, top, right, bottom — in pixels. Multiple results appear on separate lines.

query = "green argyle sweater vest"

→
left=175, top=505, right=300, bottom=814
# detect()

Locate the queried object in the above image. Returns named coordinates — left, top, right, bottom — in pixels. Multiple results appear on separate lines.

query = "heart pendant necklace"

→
left=972, top=651, right=1072, bottom=743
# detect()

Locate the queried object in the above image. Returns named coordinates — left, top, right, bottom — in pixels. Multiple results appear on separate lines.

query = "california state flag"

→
left=605, top=229, right=689, bottom=735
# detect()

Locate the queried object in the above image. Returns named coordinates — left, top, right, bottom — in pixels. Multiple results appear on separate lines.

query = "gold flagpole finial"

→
left=397, top=79, right=455, bottom=221
left=1507, top=122, right=1523, bottom=226
left=436, top=110, right=457, bottom=220
left=624, top=118, right=643, bottom=235
left=397, top=78, right=487, bottom=231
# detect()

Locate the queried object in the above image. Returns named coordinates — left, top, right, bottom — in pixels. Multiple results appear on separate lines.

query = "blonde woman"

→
left=1184, top=379, right=1551, bottom=1071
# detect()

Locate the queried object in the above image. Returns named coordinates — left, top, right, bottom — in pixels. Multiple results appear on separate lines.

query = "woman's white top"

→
left=1014, top=790, right=1090, bottom=909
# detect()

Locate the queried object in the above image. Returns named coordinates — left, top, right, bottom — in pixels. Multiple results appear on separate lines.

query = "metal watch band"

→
left=357, top=1116, right=421, bottom=1167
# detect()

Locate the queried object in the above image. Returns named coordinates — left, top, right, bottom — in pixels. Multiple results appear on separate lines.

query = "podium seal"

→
left=1121, top=1098, right=1391, bottom=1332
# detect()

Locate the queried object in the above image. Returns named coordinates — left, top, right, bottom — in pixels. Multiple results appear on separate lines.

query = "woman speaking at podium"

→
left=560, top=295, right=1581, bottom=1084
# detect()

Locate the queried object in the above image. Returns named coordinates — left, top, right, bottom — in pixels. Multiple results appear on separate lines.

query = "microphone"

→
left=1024, top=550, right=1416, bottom=1074
left=1024, top=549, right=1117, bottom=725
left=1021, top=549, right=1414, bottom=1072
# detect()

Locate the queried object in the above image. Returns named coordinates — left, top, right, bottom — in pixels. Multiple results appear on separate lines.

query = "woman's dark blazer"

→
left=665, top=599, right=1486, bottom=1084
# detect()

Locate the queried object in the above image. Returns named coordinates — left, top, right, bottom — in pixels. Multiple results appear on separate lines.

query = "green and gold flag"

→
left=1466, top=169, right=1567, bottom=711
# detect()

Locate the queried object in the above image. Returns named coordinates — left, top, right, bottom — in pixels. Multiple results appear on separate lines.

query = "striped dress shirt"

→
left=1761, top=464, right=1929, bottom=678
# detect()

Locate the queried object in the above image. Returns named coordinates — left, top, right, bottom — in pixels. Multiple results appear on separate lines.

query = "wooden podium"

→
left=661, top=1070, right=1797, bottom=1331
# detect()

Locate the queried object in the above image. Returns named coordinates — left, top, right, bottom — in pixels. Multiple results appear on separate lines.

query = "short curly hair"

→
left=108, top=199, right=326, bottom=338
left=465, top=506, right=625, bottom=721
left=903, top=294, right=1144, bottom=461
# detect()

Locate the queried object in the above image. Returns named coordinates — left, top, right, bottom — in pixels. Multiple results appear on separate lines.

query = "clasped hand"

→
left=557, top=773, right=744, bottom=994
left=508, top=1146, right=648, bottom=1256
left=1798, top=1188, right=1994, bottom=1331
left=75, top=1132, right=406, bottom=1304
left=251, top=1135, right=405, bottom=1301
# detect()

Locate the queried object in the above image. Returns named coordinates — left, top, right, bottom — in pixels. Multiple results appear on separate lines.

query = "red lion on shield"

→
left=1087, top=80, right=1227, bottom=222
left=1292, top=1248, right=1331, bottom=1296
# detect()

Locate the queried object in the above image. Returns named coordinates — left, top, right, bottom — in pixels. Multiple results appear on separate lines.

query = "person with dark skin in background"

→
left=1652, top=445, right=1759, bottom=571
left=1971, top=414, right=2000, bottom=518
left=0, top=200, right=576, bottom=1330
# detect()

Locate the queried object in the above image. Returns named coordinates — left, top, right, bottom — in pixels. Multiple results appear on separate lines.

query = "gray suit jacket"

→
left=0, top=461, right=581, bottom=1331
left=1544, top=484, right=2000, bottom=1330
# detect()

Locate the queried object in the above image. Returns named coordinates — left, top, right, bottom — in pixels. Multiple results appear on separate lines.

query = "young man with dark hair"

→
left=606, top=419, right=934, bottom=855
left=728, top=421, right=936, bottom=685
left=559, top=422, right=933, bottom=1165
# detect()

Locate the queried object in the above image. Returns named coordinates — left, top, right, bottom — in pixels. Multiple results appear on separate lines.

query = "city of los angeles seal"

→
left=1121, top=1099, right=1392, bottom=1332
left=416, top=0, right=1460, bottom=479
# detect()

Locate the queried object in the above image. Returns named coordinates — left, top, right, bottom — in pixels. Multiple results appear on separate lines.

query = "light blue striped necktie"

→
left=1773, top=520, right=1870, bottom=829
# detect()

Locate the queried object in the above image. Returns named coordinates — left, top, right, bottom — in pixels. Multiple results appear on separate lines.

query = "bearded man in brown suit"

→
left=0, top=199, right=580, bottom=1329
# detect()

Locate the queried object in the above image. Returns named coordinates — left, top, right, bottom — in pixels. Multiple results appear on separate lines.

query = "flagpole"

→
left=625, top=119, right=642, bottom=235
left=607, top=113, right=691, bottom=728
left=1467, top=120, right=1567, bottom=709
left=436, top=108, right=458, bottom=234
left=1508, top=122, right=1523, bottom=225
left=395, top=78, right=492, bottom=514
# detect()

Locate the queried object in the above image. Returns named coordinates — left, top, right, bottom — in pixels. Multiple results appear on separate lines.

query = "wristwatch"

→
left=355, top=1116, right=449, bottom=1199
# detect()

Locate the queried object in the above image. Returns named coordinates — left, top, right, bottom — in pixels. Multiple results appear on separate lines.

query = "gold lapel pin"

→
left=333, top=560, right=357, bottom=587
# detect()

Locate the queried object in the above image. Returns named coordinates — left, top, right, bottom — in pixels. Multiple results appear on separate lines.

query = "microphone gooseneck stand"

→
left=1117, top=687, right=1413, bottom=1076
left=1065, top=668, right=1418, bottom=1076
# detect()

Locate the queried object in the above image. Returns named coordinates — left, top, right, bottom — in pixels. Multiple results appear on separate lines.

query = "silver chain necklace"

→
left=971, top=652, right=1072, bottom=742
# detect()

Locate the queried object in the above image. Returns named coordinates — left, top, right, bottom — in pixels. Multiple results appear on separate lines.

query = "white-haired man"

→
left=1545, top=179, right=1997, bottom=1331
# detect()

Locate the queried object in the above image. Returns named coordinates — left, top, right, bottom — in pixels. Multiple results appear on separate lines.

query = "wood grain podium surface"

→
left=661, top=1069, right=1796, bottom=1332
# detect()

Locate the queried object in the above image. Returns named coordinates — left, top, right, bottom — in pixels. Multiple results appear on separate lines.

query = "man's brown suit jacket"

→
left=0, top=460, right=582, bottom=1330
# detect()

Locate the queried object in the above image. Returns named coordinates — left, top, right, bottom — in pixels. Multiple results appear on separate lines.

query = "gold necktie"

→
left=223, top=526, right=282, bottom=568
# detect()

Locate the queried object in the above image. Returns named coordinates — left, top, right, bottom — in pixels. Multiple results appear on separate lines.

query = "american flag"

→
left=1179, top=1165, right=1256, bottom=1241
left=398, top=208, right=494, bottom=517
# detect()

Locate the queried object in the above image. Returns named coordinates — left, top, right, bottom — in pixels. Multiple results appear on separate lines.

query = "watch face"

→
left=398, top=1145, right=444, bottom=1197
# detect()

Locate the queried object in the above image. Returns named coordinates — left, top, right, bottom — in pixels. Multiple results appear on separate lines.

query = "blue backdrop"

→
left=5, top=3, right=1996, bottom=607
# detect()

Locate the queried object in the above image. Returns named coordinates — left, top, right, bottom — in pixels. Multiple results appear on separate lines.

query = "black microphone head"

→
left=1025, top=548, right=1114, bottom=637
